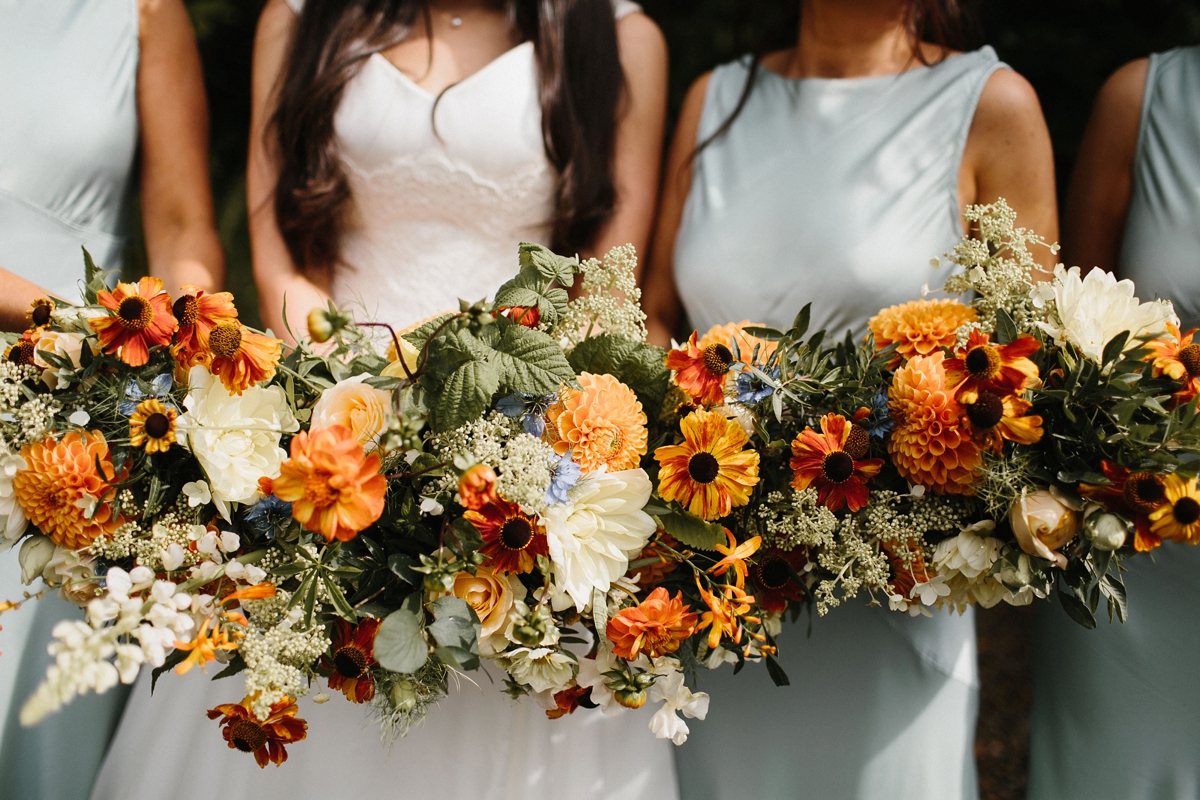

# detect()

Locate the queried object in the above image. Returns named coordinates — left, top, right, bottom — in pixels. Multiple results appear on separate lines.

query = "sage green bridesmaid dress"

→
left=1027, top=46, right=1200, bottom=800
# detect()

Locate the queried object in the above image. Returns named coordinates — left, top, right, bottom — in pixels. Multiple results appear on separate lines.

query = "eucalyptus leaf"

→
left=764, top=655, right=790, bottom=687
left=428, top=596, right=481, bottom=671
left=375, top=605, right=429, bottom=673
left=1058, top=590, right=1098, bottom=629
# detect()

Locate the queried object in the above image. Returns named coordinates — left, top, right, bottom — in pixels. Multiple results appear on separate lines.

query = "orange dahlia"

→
left=750, top=548, right=807, bottom=613
left=868, top=299, right=977, bottom=365
left=697, top=320, right=777, bottom=364
left=273, top=424, right=387, bottom=542
left=207, top=695, right=307, bottom=768
left=666, top=331, right=734, bottom=407
left=13, top=431, right=125, bottom=549
left=655, top=408, right=760, bottom=521
left=457, top=463, right=499, bottom=511
left=606, top=586, right=698, bottom=660
left=1145, top=323, right=1200, bottom=404
left=961, top=391, right=1043, bottom=455
left=207, top=322, right=282, bottom=396
left=789, top=413, right=884, bottom=512
left=171, top=285, right=239, bottom=371
left=887, top=351, right=982, bottom=495
left=944, top=330, right=1041, bottom=403
left=129, top=398, right=178, bottom=454
left=1080, top=461, right=1165, bottom=552
left=547, top=373, right=647, bottom=473
left=1148, top=474, right=1200, bottom=544
left=321, top=618, right=381, bottom=703
left=90, top=276, right=178, bottom=367
left=463, top=497, right=548, bottom=574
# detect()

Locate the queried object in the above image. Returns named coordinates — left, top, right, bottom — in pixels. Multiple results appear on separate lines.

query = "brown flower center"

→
left=1124, top=473, right=1166, bottom=514
left=30, top=301, right=53, bottom=328
left=687, top=452, right=721, bottom=484
left=334, top=644, right=369, bottom=678
left=7, top=340, right=34, bottom=365
left=500, top=516, right=535, bottom=550
left=229, top=718, right=268, bottom=753
left=821, top=451, right=855, bottom=483
left=117, top=295, right=153, bottom=331
left=144, top=413, right=171, bottom=440
left=208, top=323, right=243, bottom=359
left=965, top=392, right=1005, bottom=429
left=302, top=470, right=339, bottom=508
left=1178, top=344, right=1200, bottom=378
left=756, top=556, right=792, bottom=590
left=173, top=295, right=200, bottom=327
left=1174, top=496, right=1200, bottom=526
left=964, top=345, right=1002, bottom=380
left=844, top=424, right=870, bottom=460
left=702, top=343, right=734, bottom=376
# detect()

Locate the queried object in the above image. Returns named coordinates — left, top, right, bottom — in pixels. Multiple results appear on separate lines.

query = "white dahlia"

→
left=0, top=443, right=28, bottom=550
left=495, top=646, right=577, bottom=694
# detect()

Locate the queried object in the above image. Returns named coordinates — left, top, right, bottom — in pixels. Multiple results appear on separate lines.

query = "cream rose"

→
left=33, top=330, right=86, bottom=390
left=310, top=374, right=390, bottom=449
left=452, top=566, right=518, bottom=639
left=1010, top=488, right=1078, bottom=568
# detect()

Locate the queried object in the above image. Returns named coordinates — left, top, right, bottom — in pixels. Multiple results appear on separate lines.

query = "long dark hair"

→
left=271, top=0, right=623, bottom=275
left=697, top=0, right=976, bottom=154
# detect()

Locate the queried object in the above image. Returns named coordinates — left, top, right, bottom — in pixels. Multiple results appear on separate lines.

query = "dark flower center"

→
left=144, top=412, right=171, bottom=440
left=844, top=424, right=870, bottom=460
left=757, top=556, right=792, bottom=590
left=687, top=452, right=721, bottom=484
left=173, top=294, right=200, bottom=326
left=334, top=645, right=369, bottom=678
left=1174, top=496, right=1200, bottom=526
left=821, top=451, right=855, bottom=483
left=229, top=718, right=268, bottom=753
left=702, top=344, right=734, bottom=376
left=209, top=323, right=243, bottom=359
left=500, top=516, right=535, bottom=550
left=965, top=392, right=1005, bottom=429
left=964, top=345, right=1002, bottom=380
left=1124, top=473, right=1166, bottom=514
left=117, top=296, right=153, bottom=330
left=30, top=302, right=52, bottom=328
left=7, top=340, right=34, bottom=365
left=1178, top=344, right=1200, bottom=378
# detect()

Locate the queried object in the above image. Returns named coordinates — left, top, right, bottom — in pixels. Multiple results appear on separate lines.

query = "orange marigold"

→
left=547, top=372, right=647, bottom=473
left=273, top=425, right=387, bottom=542
left=207, top=322, right=282, bottom=395
left=13, top=431, right=125, bottom=549
left=606, top=586, right=698, bottom=660
left=207, top=695, right=307, bottom=768
left=655, top=408, right=760, bottom=521
left=697, top=320, right=777, bottom=364
left=868, top=299, right=977, bottom=365
left=171, top=285, right=239, bottom=371
left=666, top=331, right=733, bottom=407
left=887, top=351, right=981, bottom=495
left=90, top=276, right=178, bottom=367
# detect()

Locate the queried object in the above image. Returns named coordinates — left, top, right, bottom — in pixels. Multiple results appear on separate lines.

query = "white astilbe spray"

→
left=431, top=412, right=556, bottom=512
left=240, top=605, right=330, bottom=720
left=558, top=244, right=647, bottom=346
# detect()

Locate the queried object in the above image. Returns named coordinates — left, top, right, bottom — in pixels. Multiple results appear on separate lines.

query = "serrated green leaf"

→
left=430, top=359, right=500, bottom=432
left=401, top=313, right=456, bottom=349
left=375, top=605, right=428, bottom=673
left=491, top=324, right=574, bottom=395
left=518, top=242, right=578, bottom=286
left=494, top=263, right=570, bottom=326
left=655, top=508, right=726, bottom=551
left=567, top=334, right=670, bottom=418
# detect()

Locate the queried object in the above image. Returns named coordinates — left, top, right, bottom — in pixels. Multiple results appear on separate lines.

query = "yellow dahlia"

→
left=868, top=299, right=977, bottom=365
left=547, top=373, right=647, bottom=473
left=655, top=408, right=760, bottom=520
left=888, top=351, right=981, bottom=495
left=13, top=431, right=125, bottom=549
left=1148, top=474, right=1200, bottom=544
left=129, top=398, right=178, bottom=454
left=697, top=320, right=777, bottom=363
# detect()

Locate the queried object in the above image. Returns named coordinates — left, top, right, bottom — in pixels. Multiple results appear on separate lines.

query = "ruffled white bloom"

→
left=0, top=444, right=28, bottom=550
left=495, top=646, right=577, bottom=694
left=1036, top=265, right=1176, bottom=362
left=933, top=522, right=1002, bottom=580
left=177, top=366, right=298, bottom=520
left=543, top=468, right=656, bottom=609
left=648, top=658, right=709, bottom=745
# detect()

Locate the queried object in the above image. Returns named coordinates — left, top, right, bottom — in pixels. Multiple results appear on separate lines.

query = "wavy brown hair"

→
left=271, top=0, right=623, bottom=275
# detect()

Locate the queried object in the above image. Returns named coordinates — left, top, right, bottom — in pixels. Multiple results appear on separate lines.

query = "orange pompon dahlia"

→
left=655, top=408, right=760, bottom=521
left=90, top=276, right=178, bottom=367
left=1148, top=474, right=1200, bottom=545
left=129, top=398, right=178, bottom=454
left=1145, top=323, right=1200, bottom=404
left=666, top=331, right=734, bottom=407
left=868, top=299, right=977, bottom=365
left=1079, top=462, right=1165, bottom=552
left=606, top=586, right=698, bottom=660
left=789, top=413, right=884, bottom=512
left=13, top=431, right=125, bottom=549
left=463, top=497, right=548, bottom=574
left=547, top=373, right=647, bottom=473
left=887, top=351, right=982, bottom=495
left=207, top=695, right=307, bottom=768
left=697, top=320, right=777, bottom=364
left=944, top=330, right=1041, bottom=403
left=207, top=322, right=282, bottom=395
left=171, top=285, right=239, bottom=371
left=273, top=425, right=387, bottom=542
left=457, top=463, right=499, bottom=511
left=750, top=548, right=807, bottom=613
left=321, top=618, right=381, bottom=703
left=961, top=391, right=1043, bottom=455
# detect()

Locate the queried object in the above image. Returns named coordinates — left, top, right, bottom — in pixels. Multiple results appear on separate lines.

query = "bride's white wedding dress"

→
left=90, top=3, right=677, bottom=798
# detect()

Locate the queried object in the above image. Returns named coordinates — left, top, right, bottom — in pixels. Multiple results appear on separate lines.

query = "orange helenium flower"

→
left=547, top=372, right=647, bottom=473
left=697, top=320, right=777, bottom=364
left=13, top=431, right=125, bottom=549
left=789, top=413, right=885, bottom=512
left=944, top=330, right=1041, bottom=403
left=606, top=587, right=698, bottom=660
left=207, top=695, right=307, bottom=768
left=463, top=497, right=548, bottom=574
left=321, top=618, right=381, bottom=703
left=546, top=685, right=592, bottom=719
left=90, top=276, right=178, bottom=367
left=207, top=322, right=282, bottom=395
left=273, top=425, right=387, bottom=542
left=750, top=548, right=807, bottom=613
left=888, top=352, right=982, bottom=495
left=961, top=391, right=1043, bottom=455
left=666, top=331, right=734, bottom=407
left=129, top=398, right=178, bottom=454
left=707, top=529, right=761, bottom=588
left=655, top=408, right=760, bottom=521
left=1145, top=323, right=1200, bottom=404
left=171, top=285, right=239, bottom=371
left=1079, top=461, right=1166, bottom=552
left=868, top=299, right=977, bottom=365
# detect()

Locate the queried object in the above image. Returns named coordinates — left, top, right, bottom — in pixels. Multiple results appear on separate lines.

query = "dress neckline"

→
left=757, top=46, right=991, bottom=87
left=369, top=40, right=533, bottom=101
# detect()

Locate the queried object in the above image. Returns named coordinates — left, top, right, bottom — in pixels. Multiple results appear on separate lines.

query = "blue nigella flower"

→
left=734, top=365, right=779, bottom=405
left=545, top=450, right=582, bottom=506
left=865, top=390, right=893, bottom=438
left=496, top=392, right=555, bottom=439
left=118, top=373, right=174, bottom=416
left=244, top=495, right=293, bottom=542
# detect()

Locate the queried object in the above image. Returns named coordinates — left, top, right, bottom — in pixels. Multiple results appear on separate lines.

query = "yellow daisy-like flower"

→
left=547, top=372, right=648, bottom=473
left=654, top=408, right=760, bottom=521
left=868, top=299, right=978, bottom=365
left=129, top=398, right=178, bottom=454
left=1148, top=474, right=1200, bottom=544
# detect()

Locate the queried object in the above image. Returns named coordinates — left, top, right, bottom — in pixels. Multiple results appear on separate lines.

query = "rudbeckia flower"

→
left=464, top=497, right=548, bottom=574
left=129, top=398, right=178, bottom=454
left=322, top=618, right=381, bottom=703
left=1148, top=474, right=1200, bottom=544
left=1145, top=323, right=1200, bottom=404
left=961, top=391, right=1043, bottom=455
left=1079, top=461, right=1166, bottom=551
left=5, top=331, right=38, bottom=366
left=90, top=276, right=178, bottom=367
left=26, top=298, right=55, bottom=330
left=750, top=548, right=807, bottom=613
left=944, top=330, right=1041, bottom=403
left=207, top=322, right=282, bottom=396
left=666, top=332, right=734, bottom=407
left=789, top=413, right=884, bottom=512
left=654, top=408, right=760, bottom=521
left=170, top=285, right=238, bottom=371
left=207, top=695, right=307, bottom=768
left=606, top=586, right=698, bottom=660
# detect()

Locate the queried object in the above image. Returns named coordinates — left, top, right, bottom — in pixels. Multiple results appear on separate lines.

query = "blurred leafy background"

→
left=159, top=2, right=1200, bottom=798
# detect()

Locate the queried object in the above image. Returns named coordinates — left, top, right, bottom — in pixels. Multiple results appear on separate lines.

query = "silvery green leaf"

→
left=375, top=604, right=429, bottom=674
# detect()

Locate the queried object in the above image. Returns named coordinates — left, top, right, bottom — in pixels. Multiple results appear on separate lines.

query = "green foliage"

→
left=567, top=334, right=671, bottom=419
left=375, top=593, right=429, bottom=674
left=427, top=596, right=481, bottom=671
left=656, top=506, right=727, bottom=551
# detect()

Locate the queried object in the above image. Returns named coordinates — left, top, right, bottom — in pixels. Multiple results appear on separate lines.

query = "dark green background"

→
left=165, top=0, right=1200, bottom=330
